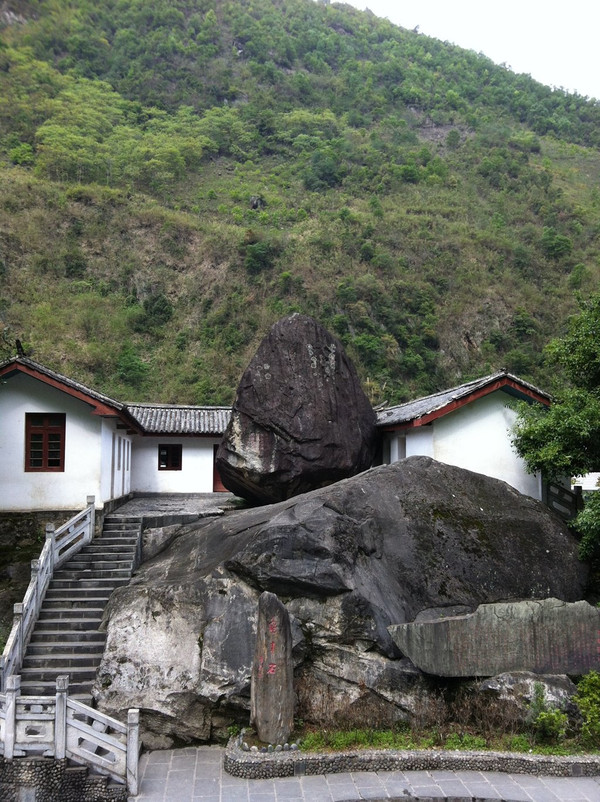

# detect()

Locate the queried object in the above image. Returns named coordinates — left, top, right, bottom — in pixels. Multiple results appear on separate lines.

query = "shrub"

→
left=533, top=709, right=567, bottom=743
left=529, top=682, right=568, bottom=744
left=573, top=492, right=600, bottom=560
left=10, top=143, right=35, bottom=166
left=541, top=226, right=572, bottom=259
left=506, top=734, right=531, bottom=752
left=574, top=671, right=600, bottom=747
left=444, top=732, right=487, bottom=750
left=116, top=345, right=148, bottom=388
left=244, top=240, right=278, bottom=274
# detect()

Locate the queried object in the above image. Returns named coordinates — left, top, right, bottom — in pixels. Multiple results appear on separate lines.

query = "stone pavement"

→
left=129, top=746, right=600, bottom=801
left=114, top=492, right=240, bottom=523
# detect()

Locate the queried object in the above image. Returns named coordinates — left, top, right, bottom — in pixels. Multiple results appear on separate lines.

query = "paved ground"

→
left=114, top=492, right=240, bottom=520
left=129, top=746, right=600, bottom=801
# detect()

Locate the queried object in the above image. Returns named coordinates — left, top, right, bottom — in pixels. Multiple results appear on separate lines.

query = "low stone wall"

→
left=224, top=736, right=600, bottom=780
left=0, top=757, right=127, bottom=802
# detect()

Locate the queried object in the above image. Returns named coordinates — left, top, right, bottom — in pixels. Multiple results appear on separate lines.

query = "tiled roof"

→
left=376, top=370, right=550, bottom=429
left=1, top=357, right=550, bottom=437
left=125, top=404, right=231, bottom=435
left=0, top=356, right=125, bottom=412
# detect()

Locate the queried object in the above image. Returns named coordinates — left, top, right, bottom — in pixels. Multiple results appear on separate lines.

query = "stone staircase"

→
left=19, top=515, right=142, bottom=704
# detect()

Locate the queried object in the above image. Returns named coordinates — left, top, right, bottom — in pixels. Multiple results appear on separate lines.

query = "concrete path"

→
left=129, top=746, right=600, bottom=801
left=114, top=492, right=240, bottom=521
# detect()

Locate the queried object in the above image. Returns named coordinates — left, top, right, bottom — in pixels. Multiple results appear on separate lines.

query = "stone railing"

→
left=0, top=497, right=96, bottom=692
left=0, top=675, right=139, bottom=794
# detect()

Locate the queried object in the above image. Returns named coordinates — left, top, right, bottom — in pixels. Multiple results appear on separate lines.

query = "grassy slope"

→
left=0, top=0, right=599, bottom=405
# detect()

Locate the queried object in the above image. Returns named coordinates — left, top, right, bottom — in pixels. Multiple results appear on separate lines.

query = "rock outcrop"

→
left=389, top=598, right=600, bottom=677
left=216, top=314, right=378, bottom=504
left=93, top=457, right=588, bottom=747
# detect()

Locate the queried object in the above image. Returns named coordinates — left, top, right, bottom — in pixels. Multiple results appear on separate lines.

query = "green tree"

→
left=512, top=294, right=600, bottom=558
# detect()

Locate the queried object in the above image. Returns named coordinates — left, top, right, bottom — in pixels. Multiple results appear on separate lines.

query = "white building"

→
left=377, top=371, right=552, bottom=500
left=0, top=357, right=571, bottom=515
left=0, top=357, right=228, bottom=511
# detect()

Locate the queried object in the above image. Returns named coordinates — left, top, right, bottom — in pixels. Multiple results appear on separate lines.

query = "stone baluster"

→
left=4, top=675, right=20, bottom=759
left=31, top=558, right=41, bottom=611
left=12, top=604, right=23, bottom=674
left=55, top=675, right=69, bottom=759
left=86, top=495, right=96, bottom=546
left=127, top=709, right=140, bottom=796
left=45, top=522, right=56, bottom=570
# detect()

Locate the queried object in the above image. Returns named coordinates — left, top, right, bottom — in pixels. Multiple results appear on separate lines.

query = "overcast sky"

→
left=342, top=0, right=600, bottom=100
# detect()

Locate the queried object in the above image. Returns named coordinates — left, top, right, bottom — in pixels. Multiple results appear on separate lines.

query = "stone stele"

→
left=389, top=597, right=600, bottom=677
left=216, top=313, right=378, bottom=504
left=250, top=591, right=294, bottom=745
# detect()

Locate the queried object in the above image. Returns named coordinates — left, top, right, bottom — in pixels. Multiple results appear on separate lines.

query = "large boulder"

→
left=216, top=313, right=378, bottom=504
left=93, top=457, right=588, bottom=746
left=389, top=598, right=600, bottom=677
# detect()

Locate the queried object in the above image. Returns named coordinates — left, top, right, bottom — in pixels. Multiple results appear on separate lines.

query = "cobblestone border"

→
left=0, top=757, right=127, bottom=802
left=224, top=735, right=600, bottom=780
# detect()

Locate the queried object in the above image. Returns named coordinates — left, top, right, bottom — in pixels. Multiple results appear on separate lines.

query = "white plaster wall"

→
left=381, top=393, right=542, bottom=500
left=130, top=437, right=220, bottom=493
left=431, top=393, right=542, bottom=499
left=99, top=420, right=132, bottom=503
left=573, top=472, right=600, bottom=491
left=405, top=426, right=434, bottom=458
left=0, top=374, right=109, bottom=511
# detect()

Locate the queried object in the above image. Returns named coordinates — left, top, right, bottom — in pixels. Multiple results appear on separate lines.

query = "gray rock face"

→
left=476, top=671, right=578, bottom=717
left=216, top=314, right=378, bottom=504
left=93, top=457, right=587, bottom=746
left=389, top=598, right=600, bottom=677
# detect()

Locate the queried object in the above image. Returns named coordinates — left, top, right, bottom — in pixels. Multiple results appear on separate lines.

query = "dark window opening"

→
left=158, top=444, right=182, bottom=471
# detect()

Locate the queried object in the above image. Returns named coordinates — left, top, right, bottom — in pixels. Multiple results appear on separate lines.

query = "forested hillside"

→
left=0, top=0, right=599, bottom=404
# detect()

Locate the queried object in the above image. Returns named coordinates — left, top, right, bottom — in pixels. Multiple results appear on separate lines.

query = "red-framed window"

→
left=158, top=444, right=182, bottom=471
left=25, top=413, right=66, bottom=472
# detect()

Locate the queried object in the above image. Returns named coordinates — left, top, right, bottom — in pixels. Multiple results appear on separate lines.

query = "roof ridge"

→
left=0, top=356, right=124, bottom=410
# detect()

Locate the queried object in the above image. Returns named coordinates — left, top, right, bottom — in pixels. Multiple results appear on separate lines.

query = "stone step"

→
left=92, top=524, right=139, bottom=531
left=22, top=652, right=104, bottom=669
left=47, top=581, right=129, bottom=594
left=21, top=665, right=99, bottom=683
left=60, top=559, right=134, bottom=571
left=75, top=545, right=136, bottom=556
left=98, top=526, right=140, bottom=543
left=102, top=524, right=141, bottom=533
left=27, top=640, right=106, bottom=655
left=43, top=596, right=113, bottom=609
left=29, top=629, right=105, bottom=644
left=20, top=511, right=140, bottom=700
left=20, top=678, right=95, bottom=698
left=55, top=564, right=132, bottom=575
left=70, top=545, right=136, bottom=555
left=38, top=607, right=105, bottom=620
left=34, top=618, right=102, bottom=632
left=50, top=576, right=131, bottom=588
left=43, top=592, right=113, bottom=605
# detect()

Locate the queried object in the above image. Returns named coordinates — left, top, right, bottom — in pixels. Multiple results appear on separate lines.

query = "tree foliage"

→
left=0, top=0, right=600, bottom=407
left=512, top=295, right=600, bottom=558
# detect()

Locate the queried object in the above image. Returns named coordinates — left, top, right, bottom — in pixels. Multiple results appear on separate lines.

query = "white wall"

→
left=130, top=437, right=220, bottom=493
left=384, top=393, right=542, bottom=500
left=573, top=472, right=600, bottom=491
left=100, top=420, right=132, bottom=503
left=0, top=373, right=127, bottom=511
left=406, top=426, right=434, bottom=458
left=432, top=393, right=542, bottom=499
